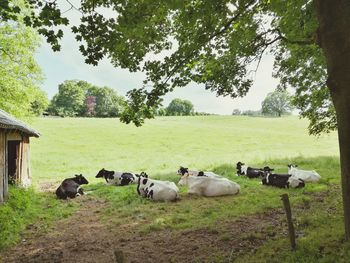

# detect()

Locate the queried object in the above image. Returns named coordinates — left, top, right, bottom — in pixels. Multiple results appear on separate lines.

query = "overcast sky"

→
left=35, top=1, right=281, bottom=115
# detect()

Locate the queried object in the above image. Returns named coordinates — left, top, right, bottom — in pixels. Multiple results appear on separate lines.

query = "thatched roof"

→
left=0, top=110, right=40, bottom=137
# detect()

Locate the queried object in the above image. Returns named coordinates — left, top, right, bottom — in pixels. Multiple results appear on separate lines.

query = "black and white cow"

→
left=177, top=166, right=222, bottom=178
left=95, top=168, right=136, bottom=186
left=236, top=162, right=274, bottom=178
left=56, top=174, right=89, bottom=199
left=136, top=172, right=178, bottom=201
left=261, top=171, right=305, bottom=188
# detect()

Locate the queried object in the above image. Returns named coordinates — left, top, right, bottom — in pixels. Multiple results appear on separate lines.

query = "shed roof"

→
left=0, top=109, right=40, bottom=137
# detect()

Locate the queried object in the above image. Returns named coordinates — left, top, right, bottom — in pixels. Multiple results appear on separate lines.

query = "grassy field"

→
left=29, top=115, right=338, bottom=183
left=2, top=116, right=347, bottom=262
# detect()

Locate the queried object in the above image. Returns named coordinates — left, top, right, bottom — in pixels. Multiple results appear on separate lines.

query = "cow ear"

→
left=75, top=174, right=78, bottom=177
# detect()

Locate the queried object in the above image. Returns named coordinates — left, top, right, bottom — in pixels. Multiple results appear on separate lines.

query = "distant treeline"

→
left=232, top=90, right=293, bottom=117
left=45, top=80, right=212, bottom=118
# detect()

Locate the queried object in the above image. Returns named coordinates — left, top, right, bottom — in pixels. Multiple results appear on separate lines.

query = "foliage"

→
left=86, top=85, right=125, bottom=117
left=155, top=107, right=167, bottom=116
left=0, top=186, right=76, bottom=251
left=48, top=80, right=125, bottom=117
left=48, top=80, right=89, bottom=117
left=232, top=109, right=241, bottom=115
left=241, top=109, right=262, bottom=116
left=0, top=0, right=47, bottom=118
left=166, top=98, right=194, bottom=116
left=1, top=0, right=335, bottom=134
left=261, top=89, right=293, bottom=117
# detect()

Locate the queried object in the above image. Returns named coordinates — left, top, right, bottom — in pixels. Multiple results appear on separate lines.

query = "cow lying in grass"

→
left=56, top=174, right=89, bottom=199
left=262, top=171, right=305, bottom=188
left=178, top=175, right=240, bottom=197
left=287, top=164, right=321, bottom=182
left=136, top=172, right=178, bottom=201
left=236, top=162, right=274, bottom=178
left=177, top=166, right=222, bottom=178
left=95, top=168, right=137, bottom=186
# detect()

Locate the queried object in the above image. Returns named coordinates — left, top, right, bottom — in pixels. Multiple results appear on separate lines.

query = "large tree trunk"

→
left=314, top=0, right=350, bottom=240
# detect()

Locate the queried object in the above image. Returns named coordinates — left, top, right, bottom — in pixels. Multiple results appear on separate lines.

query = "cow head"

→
left=178, top=174, right=189, bottom=186
left=236, top=162, right=245, bottom=175
left=261, top=171, right=271, bottom=185
left=288, top=164, right=297, bottom=169
left=74, top=174, right=89, bottom=185
left=136, top=172, right=149, bottom=196
left=263, top=166, right=274, bottom=172
left=96, top=168, right=114, bottom=179
left=198, top=171, right=205, bottom=176
left=177, top=166, right=189, bottom=176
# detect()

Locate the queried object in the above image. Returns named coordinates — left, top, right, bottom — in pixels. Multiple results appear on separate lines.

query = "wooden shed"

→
left=0, top=110, right=40, bottom=203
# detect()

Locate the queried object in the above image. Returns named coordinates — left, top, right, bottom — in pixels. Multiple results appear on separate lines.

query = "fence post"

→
left=280, top=193, right=296, bottom=250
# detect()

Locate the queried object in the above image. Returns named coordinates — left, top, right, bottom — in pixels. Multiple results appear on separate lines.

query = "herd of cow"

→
left=55, top=162, right=321, bottom=201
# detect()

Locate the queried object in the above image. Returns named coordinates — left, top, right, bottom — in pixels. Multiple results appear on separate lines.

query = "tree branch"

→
left=159, top=0, right=259, bottom=88
left=276, top=28, right=315, bottom=45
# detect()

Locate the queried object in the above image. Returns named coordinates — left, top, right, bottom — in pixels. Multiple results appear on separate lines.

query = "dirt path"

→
left=1, top=196, right=116, bottom=263
left=0, top=192, right=290, bottom=263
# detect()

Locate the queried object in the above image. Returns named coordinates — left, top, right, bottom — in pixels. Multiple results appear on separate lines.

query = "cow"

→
left=177, top=166, right=222, bottom=178
left=136, top=172, right=178, bottom=201
left=261, top=171, right=305, bottom=188
left=287, top=164, right=321, bottom=182
left=55, top=174, right=89, bottom=199
left=95, top=168, right=137, bottom=186
left=236, top=162, right=274, bottom=178
left=178, top=175, right=240, bottom=197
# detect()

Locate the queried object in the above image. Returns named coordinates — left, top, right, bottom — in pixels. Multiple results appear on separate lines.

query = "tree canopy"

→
left=261, top=90, right=293, bottom=117
left=0, top=0, right=334, bottom=132
left=166, top=98, right=194, bottom=116
left=48, top=80, right=125, bottom=117
left=0, top=0, right=48, bottom=118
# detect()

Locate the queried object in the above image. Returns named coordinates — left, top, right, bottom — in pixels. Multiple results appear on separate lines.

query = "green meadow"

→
left=2, top=116, right=348, bottom=262
left=29, top=115, right=338, bottom=183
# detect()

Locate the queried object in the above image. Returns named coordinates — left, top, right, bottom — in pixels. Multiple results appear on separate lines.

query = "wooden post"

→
left=114, top=249, right=125, bottom=263
left=281, top=193, right=296, bottom=250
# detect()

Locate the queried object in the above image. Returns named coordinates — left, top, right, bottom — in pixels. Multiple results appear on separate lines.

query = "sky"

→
left=35, top=1, right=281, bottom=115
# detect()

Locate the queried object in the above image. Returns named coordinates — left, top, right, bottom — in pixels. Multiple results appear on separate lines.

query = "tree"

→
left=0, top=0, right=47, bottom=118
left=166, top=99, right=194, bottom=116
left=49, top=80, right=90, bottom=117
left=4, top=0, right=350, bottom=240
left=261, top=90, right=293, bottom=117
left=49, top=80, right=125, bottom=117
left=86, top=86, right=125, bottom=117
left=232, top=109, right=241, bottom=116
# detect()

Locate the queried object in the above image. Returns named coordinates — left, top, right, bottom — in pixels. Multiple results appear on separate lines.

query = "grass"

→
left=85, top=156, right=340, bottom=233
left=29, top=116, right=338, bottom=183
left=1, top=115, right=344, bottom=261
left=0, top=186, right=76, bottom=251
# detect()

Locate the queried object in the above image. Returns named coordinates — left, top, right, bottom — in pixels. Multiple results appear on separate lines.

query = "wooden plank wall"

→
left=0, top=131, right=5, bottom=203
left=20, top=136, right=31, bottom=187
